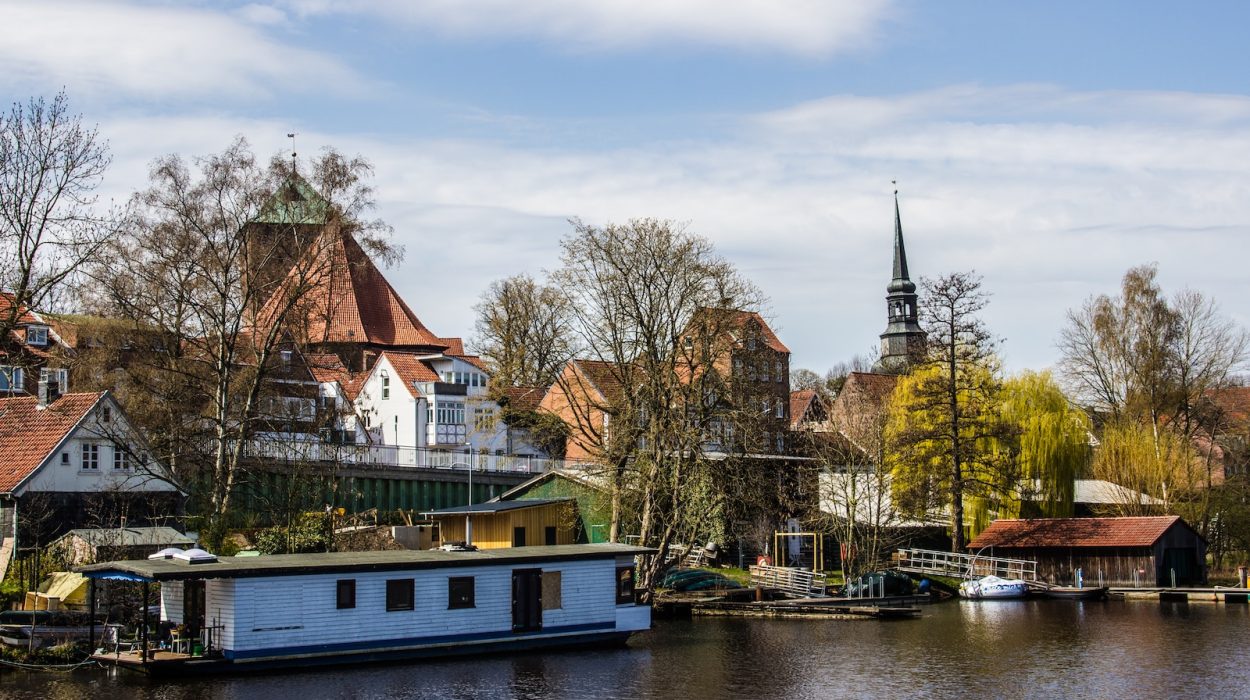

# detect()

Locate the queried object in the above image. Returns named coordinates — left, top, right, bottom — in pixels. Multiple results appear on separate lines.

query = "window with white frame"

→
left=113, top=446, right=131, bottom=470
left=381, top=372, right=390, bottom=400
left=474, top=407, right=494, bottom=431
left=25, top=325, right=48, bottom=346
left=0, top=366, right=23, bottom=392
left=436, top=401, right=465, bottom=425
left=81, top=443, right=100, bottom=470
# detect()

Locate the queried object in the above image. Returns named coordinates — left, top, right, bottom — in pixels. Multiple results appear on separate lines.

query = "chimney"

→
left=37, top=369, right=60, bottom=409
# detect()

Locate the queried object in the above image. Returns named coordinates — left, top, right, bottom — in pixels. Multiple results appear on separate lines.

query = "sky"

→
left=2, top=0, right=1248, bottom=374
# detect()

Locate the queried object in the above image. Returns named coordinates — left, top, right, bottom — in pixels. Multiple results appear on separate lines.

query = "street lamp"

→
left=450, top=459, right=474, bottom=546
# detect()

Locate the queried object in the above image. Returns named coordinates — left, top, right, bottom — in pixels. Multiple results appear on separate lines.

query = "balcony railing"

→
left=241, top=439, right=577, bottom=475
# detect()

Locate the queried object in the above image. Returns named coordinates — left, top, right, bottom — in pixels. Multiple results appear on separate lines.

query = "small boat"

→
left=1040, top=586, right=1108, bottom=601
left=959, top=575, right=1029, bottom=599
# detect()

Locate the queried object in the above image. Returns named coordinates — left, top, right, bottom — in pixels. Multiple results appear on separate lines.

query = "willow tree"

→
left=1092, top=420, right=1194, bottom=515
left=999, top=370, right=1091, bottom=518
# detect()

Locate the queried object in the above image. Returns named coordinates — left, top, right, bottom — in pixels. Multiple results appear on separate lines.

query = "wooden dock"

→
left=1109, top=587, right=1250, bottom=604
left=690, top=599, right=921, bottom=620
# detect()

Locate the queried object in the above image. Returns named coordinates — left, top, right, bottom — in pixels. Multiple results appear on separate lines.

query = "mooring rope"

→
left=0, top=656, right=97, bottom=671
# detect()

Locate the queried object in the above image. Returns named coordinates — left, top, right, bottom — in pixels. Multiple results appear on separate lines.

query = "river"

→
left=2, top=599, right=1247, bottom=699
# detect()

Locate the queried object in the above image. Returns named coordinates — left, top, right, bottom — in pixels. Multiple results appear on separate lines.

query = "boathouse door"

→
left=512, top=569, right=543, bottom=632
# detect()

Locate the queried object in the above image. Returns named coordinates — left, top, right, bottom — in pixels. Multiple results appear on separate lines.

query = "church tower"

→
left=875, top=191, right=926, bottom=373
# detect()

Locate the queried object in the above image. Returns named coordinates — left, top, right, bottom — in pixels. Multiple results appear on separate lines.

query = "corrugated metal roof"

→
left=62, top=527, right=194, bottom=548
left=421, top=498, right=571, bottom=516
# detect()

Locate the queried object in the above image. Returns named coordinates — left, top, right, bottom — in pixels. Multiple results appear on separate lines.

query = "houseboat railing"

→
left=241, top=439, right=592, bottom=475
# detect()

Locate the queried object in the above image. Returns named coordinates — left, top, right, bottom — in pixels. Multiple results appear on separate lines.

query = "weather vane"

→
left=287, top=132, right=298, bottom=172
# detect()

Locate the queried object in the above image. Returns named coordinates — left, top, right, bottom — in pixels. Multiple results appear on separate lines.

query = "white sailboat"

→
left=958, top=575, right=1029, bottom=599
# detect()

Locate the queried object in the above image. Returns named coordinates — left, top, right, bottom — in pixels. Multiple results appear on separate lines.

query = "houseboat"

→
left=78, top=543, right=653, bottom=675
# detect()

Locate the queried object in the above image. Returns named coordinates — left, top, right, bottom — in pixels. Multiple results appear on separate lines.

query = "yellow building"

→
left=422, top=498, right=577, bottom=549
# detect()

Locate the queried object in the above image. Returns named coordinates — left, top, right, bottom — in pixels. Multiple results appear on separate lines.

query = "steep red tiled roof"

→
left=382, top=351, right=440, bottom=394
left=305, top=352, right=350, bottom=385
left=967, top=516, right=1194, bottom=550
left=573, top=359, right=627, bottom=404
left=0, top=392, right=103, bottom=492
left=263, top=226, right=445, bottom=350
left=0, top=292, right=39, bottom=326
left=438, top=337, right=466, bottom=355
left=790, top=389, right=818, bottom=429
left=1210, top=386, right=1250, bottom=425
left=735, top=310, right=789, bottom=354
left=502, top=385, right=548, bottom=412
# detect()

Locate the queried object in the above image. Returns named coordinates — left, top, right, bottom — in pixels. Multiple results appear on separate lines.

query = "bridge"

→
left=896, top=548, right=1040, bottom=584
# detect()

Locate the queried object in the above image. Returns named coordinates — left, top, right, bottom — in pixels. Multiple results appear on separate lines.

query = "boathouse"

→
left=79, top=543, right=652, bottom=673
left=967, top=516, right=1206, bottom=587
left=422, top=498, right=577, bottom=548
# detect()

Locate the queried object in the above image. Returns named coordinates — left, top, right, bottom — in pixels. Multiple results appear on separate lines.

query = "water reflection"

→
left=3, top=601, right=1248, bottom=699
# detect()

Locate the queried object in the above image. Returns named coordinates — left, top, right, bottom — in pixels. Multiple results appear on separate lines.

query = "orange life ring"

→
left=757, top=555, right=772, bottom=566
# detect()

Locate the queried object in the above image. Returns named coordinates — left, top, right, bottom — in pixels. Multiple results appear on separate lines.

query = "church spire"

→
left=889, top=188, right=916, bottom=293
left=875, top=185, right=926, bottom=374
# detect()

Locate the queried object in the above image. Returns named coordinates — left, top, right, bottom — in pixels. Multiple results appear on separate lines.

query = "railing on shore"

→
left=241, top=439, right=583, bottom=475
left=749, top=564, right=826, bottom=598
left=896, top=548, right=1038, bottom=582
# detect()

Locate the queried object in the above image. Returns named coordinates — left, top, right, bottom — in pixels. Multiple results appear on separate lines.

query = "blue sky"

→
left=2, top=0, right=1248, bottom=374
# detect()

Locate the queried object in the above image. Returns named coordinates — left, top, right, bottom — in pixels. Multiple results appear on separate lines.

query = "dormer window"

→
left=26, top=325, right=48, bottom=346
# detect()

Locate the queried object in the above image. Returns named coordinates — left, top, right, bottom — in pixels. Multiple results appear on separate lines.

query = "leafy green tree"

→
left=886, top=272, right=1014, bottom=550
left=999, top=370, right=1091, bottom=518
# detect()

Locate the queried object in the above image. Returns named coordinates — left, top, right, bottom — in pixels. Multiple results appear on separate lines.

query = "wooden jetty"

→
left=1110, top=587, right=1250, bottom=604
left=690, top=598, right=921, bottom=620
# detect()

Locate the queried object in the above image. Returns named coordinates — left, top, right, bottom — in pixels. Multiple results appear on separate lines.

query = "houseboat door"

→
left=184, top=580, right=206, bottom=638
left=512, top=569, right=542, bottom=632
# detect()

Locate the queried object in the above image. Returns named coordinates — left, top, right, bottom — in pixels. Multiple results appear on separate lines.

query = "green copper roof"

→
left=254, top=174, right=330, bottom=226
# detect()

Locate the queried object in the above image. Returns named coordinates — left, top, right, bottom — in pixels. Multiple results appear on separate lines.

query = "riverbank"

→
left=2, top=598, right=1247, bottom=699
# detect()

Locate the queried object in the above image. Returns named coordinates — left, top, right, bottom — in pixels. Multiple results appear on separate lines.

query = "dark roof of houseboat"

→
left=76, top=543, right=653, bottom=582
left=420, top=498, right=571, bottom=516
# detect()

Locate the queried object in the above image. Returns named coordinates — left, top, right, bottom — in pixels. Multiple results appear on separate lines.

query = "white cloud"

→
left=94, top=85, right=1250, bottom=373
left=279, top=0, right=895, bottom=56
left=0, top=1, right=368, bottom=100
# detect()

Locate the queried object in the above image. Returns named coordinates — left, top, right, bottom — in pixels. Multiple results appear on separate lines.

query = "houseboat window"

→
left=542, top=571, right=562, bottom=610
left=512, top=527, right=526, bottom=547
left=448, top=576, right=475, bottom=609
left=386, top=578, right=414, bottom=611
left=545, top=526, right=557, bottom=546
left=616, top=566, right=635, bottom=604
left=336, top=579, right=356, bottom=609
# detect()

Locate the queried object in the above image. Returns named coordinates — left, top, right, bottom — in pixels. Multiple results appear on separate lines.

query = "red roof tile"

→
left=502, top=385, right=548, bottom=412
left=0, top=392, right=103, bottom=492
left=0, top=292, right=40, bottom=326
left=262, top=226, right=445, bottom=350
left=967, top=516, right=1193, bottom=550
left=381, top=351, right=440, bottom=393
left=790, top=389, right=822, bottom=428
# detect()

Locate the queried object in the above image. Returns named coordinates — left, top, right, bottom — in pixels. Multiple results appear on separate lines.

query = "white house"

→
left=356, top=351, right=545, bottom=459
left=0, top=387, right=183, bottom=574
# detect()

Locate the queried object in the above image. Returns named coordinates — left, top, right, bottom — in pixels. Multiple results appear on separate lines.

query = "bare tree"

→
left=471, top=273, right=576, bottom=388
left=550, top=218, right=767, bottom=595
left=88, top=139, right=393, bottom=548
left=0, top=91, right=111, bottom=362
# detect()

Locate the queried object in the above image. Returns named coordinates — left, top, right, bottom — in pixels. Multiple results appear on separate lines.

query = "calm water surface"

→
left=3, top=600, right=1248, bottom=699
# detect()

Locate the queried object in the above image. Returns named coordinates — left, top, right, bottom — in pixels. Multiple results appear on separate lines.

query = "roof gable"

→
left=0, top=392, right=103, bottom=492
